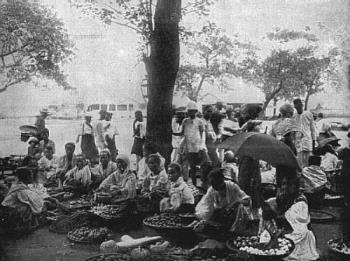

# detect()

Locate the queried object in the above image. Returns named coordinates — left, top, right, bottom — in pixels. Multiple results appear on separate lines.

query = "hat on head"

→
left=28, top=137, right=39, bottom=144
left=187, top=101, right=198, bottom=111
left=100, top=148, right=111, bottom=156
left=84, top=112, right=92, bottom=118
left=116, top=154, right=130, bottom=167
left=40, top=108, right=50, bottom=115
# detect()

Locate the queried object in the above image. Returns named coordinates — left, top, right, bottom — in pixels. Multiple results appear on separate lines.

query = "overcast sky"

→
left=1, top=0, right=349, bottom=115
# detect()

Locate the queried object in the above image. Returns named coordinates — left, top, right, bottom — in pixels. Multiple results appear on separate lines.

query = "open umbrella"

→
left=217, top=132, right=300, bottom=169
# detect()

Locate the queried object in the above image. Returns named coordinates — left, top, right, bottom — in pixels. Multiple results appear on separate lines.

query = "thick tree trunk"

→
left=146, top=0, right=181, bottom=165
left=272, top=97, right=278, bottom=117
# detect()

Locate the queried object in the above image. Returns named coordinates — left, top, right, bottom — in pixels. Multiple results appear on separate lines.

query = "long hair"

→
left=276, top=174, right=303, bottom=213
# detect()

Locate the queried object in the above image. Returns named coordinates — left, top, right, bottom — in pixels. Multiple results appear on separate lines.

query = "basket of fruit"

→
left=85, top=253, right=131, bottom=261
left=328, top=238, right=350, bottom=256
left=89, top=203, right=128, bottom=221
left=67, top=226, right=112, bottom=244
left=143, top=213, right=194, bottom=232
left=226, top=236, right=294, bottom=260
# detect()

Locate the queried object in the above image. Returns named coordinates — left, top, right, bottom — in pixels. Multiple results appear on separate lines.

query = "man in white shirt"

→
left=171, top=109, right=185, bottom=163
left=293, top=98, right=317, bottom=168
left=182, top=101, right=204, bottom=186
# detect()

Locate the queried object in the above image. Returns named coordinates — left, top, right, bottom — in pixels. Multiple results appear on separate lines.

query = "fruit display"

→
left=227, top=236, right=294, bottom=257
left=85, top=254, right=131, bottom=261
left=90, top=204, right=128, bottom=219
left=49, top=211, right=90, bottom=233
left=67, top=226, right=111, bottom=243
left=143, top=213, right=193, bottom=230
left=328, top=238, right=350, bottom=255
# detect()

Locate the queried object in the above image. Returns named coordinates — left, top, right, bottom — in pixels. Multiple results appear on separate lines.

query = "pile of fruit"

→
left=67, top=226, right=111, bottom=243
left=86, top=254, right=131, bottom=261
left=228, top=236, right=293, bottom=257
left=90, top=204, right=128, bottom=219
left=328, top=238, right=350, bottom=255
left=143, top=214, right=189, bottom=229
left=49, top=211, right=90, bottom=233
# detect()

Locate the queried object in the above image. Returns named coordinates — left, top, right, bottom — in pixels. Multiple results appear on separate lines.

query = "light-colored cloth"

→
left=172, top=117, right=183, bottom=149
left=261, top=167, right=276, bottom=184
left=2, top=183, right=44, bottom=214
left=38, top=155, right=59, bottom=179
left=270, top=118, right=303, bottom=151
left=137, top=153, right=165, bottom=182
left=321, top=152, right=339, bottom=171
left=104, top=120, right=119, bottom=139
left=293, top=111, right=316, bottom=152
left=99, top=170, right=137, bottom=200
left=301, top=165, right=327, bottom=193
left=195, top=181, right=249, bottom=221
left=284, top=201, right=319, bottom=261
left=28, top=183, right=50, bottom=199
left=64, top=165, right=92, bottom=187
left=317, top=119, right=331, bottom=134
left=222, top=162, right=238, bottom=182
left=182, top=117, right=204, bottom=153
left=134, top=120, right=146, bottom=139
left=160, top=177, right=194, bottom=212
left=297, top=151, right=312, bottom=169
left=39, top=139, right=56, bottom=154
left=80, top=122, right=94, bottom=135
left=219, top=118, right=239, bottom=137
left=91, top=161, right=118, bottom=181
left=95, top=119, right=107, bottom=151
left=56, top=154, right=77, bottom=174
left=142, top=169, right=169, bottom=193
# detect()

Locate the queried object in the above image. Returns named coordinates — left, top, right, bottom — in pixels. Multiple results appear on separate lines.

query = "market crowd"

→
left=1, top=99, right=350, bottom=261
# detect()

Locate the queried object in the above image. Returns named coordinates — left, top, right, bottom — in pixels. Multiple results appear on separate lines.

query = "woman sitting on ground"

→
left=1, top=168, right=45, bottom=234
left=63, top=154, right=92, bottom=189
left=142, top=154, right=169, bottom=194
left=194, top=168, right=251, bottom=237
left=275, top=173, right=319, bottom=261
left=98, top=154, right=137, bottom=201
left=160, top=163, right=194, bottom=213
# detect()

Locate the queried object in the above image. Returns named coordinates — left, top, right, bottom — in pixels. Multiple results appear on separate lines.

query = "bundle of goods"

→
left=86, top=254, right=131, bottom=261
left=67, top=226, right=112, bottom=244
left=94, top=192, right=112, bottom=204
left=328, top=238, right=350, bottom=255
left=226, top=236, right=294, bottom=259
left=143, top=213, right=194, bottom=231
left=0, top=155, right=24, bottom=174
left=59, top=198, right=92, bottom=212
left=50, top=191, right=74, bottom=201
left=49, top=211, right=90, bottom=233
left=90, top=203, right=129, bottom=220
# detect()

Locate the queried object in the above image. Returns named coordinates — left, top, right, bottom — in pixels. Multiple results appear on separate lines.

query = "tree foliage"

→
left=175, top=22, right=255, bottom=102
left=236, top=28, right=333, bottom=114
left=0, top=0, right=74, bottom=93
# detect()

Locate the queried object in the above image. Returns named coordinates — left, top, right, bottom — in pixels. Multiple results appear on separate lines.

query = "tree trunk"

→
left=304, top=89, right=312, bottom=110
left=272, top=97, right=278, bottom=116
left=146, top=0, right=181, bottom=165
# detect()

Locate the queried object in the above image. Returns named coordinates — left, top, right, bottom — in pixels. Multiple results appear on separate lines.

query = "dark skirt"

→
left=81, top=134, right=98, bottom=161
left=131, top=137, right=145, bottom=157
left=105, top=136, right=118, bottom=162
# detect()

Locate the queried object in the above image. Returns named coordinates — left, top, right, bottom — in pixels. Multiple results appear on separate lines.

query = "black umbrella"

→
left=217, top=132, right=301, bottom=170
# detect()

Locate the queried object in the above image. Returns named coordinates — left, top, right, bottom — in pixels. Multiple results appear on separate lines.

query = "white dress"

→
left=284, top=200, right=319, bottom=261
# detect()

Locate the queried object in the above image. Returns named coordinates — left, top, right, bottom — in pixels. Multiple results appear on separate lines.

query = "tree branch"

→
left=0, top=44, right=29, bottom=58
left=0, top=79, right=21, bottom=94
left=110, top=20, right=143, bottom=33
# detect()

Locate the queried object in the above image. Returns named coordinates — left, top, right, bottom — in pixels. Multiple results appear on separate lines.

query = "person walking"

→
left=293, top=98, right=317, bottom=168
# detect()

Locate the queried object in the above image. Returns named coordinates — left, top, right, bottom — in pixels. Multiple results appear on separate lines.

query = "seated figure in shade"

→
left=98, top=154, right=137, bottom=201
left=39, top=128, right=55, bottom=155
left=56, top=142, right=77, bottom=182
left=90, top=149, right=117, bottom=186
left=160, top=163, right=194, bottom=213
left=37, top=145, right=59, bottom=183
left=63, top=154, right=92, bottom=188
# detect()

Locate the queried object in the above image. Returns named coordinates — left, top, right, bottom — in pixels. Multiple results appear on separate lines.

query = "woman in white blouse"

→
left=76, top=113, right=98, bottom=162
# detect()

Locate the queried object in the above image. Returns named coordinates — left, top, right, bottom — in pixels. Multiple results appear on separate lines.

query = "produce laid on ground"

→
left=67, top=226, right=111, bottom=243
left=227, top=236, right=294, bottom=257
left=328, top=238, right=350, bottom=255
left=90, top=204, right=128, bottom=219
left=49, top=211, right=90, bottom=233
left=85, top=253, right=131, bottom=261
left=143, top=213, right=193, bottom=229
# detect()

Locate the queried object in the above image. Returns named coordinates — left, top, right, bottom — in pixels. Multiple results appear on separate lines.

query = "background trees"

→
left=0, top=0, right=74, bottom=93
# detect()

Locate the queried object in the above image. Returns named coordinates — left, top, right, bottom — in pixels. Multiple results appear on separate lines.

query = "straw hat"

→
left=28, top=137, right=39, bottom=144
left=187, top=101, right=198, bottom=111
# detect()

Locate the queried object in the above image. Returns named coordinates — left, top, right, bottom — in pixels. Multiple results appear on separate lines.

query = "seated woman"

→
left=98, top=154, right=137, bottom=201
left=1, top=167, right=44, bottom=234
left=37, top=146, right=59, bottom=184
left=194, top=168, right=251, bottom=237
left=142, top=154, right=169, bottom=193
left=160, top=163, right=194, bottom=213
left=91, top=149, right=117, bottom=186
left=320, top=144, right=339, bottom=171
left=275, top=173, right=319, bottom=261
left=63, top=154, right=92, bottom=189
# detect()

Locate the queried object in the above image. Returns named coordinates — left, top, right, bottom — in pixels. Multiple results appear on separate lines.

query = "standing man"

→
left=203, top=105, right=219, bottom=167
left=293, top=98, right=316, bottom=168
left=182, top=101, right=204, bottom=186
left=95, top=110, right=107, bottom=153
left=171, top=108, right=185, bottom=163
left=35, top=109, right=50, bottom=141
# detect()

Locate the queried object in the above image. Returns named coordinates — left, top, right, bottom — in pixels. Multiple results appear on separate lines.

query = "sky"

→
left=0, top=0, right=349, bottom=115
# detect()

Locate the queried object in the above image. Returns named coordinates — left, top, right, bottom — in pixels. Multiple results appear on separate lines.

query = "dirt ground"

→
left=0, top=206, right=345, bottom=261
